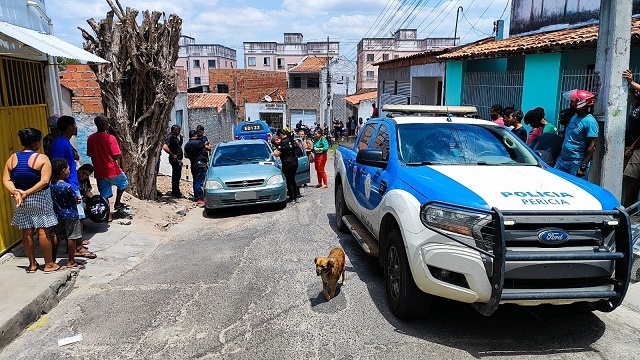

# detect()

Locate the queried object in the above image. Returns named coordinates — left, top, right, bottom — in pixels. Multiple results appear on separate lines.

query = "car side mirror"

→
left=356, top=148, right=387, bottom=169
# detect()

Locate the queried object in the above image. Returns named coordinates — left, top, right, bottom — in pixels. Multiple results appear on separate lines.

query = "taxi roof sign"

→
left=381, top=104, right=478, bottom=116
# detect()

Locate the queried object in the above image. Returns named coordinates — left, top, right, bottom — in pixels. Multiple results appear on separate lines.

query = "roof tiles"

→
left=187, top=93, right=233, bottom=110
left=289, top=56, right=331, bottom=73
left=343, top=91, right=377, bottom=105
left=438, top=18, right=640, bottom=61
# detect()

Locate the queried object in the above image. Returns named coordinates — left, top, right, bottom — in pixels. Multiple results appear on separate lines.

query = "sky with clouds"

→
left=47, top=0, right=511, bottom=66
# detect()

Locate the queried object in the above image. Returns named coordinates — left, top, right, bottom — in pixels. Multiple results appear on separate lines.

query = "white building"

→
left=243, top=33, right=339, bottom=72
left=356, top=29, right=455, bottom=90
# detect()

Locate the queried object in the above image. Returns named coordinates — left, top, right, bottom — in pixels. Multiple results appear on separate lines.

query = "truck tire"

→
left=335, top=182, right=351, bottom=233
left=385, top=229, right=432, bottom=318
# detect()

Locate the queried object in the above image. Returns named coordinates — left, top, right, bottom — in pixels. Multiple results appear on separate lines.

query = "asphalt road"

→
left=3, top=160, right=640, bottom=359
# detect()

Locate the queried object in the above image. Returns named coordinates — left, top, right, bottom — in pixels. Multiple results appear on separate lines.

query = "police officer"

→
left=273, top=129, right=299, bottom=203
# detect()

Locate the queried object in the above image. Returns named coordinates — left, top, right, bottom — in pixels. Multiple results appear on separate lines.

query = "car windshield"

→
left=212, top=144, right=272, bottom=166
left=397, top=123, right=539, bottom=166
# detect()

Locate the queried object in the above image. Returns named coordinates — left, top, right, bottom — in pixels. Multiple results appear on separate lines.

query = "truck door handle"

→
left=379, top=180, right=387, bottom=195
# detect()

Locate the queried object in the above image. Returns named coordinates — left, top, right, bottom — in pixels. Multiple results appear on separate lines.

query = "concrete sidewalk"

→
left=0, top=210, right=169, bottom=351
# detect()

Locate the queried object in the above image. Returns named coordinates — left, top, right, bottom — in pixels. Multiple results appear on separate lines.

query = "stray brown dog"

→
left=314, top=247, right=346, bottom=301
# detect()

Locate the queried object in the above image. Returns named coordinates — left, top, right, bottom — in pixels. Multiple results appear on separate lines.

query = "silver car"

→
left=203, top=140, right=309, bottom=215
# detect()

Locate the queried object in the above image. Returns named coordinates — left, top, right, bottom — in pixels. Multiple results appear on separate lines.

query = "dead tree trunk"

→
left=79, top=0, right=182, bottom=200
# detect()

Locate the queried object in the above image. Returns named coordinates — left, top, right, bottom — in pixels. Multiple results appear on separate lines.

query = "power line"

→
left=498, top=0, right=511, bottom=20
left=460, top=0, right=497, bottom=42
left=425, top=0, right=461, bottom=38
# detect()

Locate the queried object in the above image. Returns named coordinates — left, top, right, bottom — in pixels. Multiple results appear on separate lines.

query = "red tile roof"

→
left=289, top=56, right=331, bottom=73
left=438, top=18, right=640, bottom=61
left=59, top=64, right=101, bottom=97
left=187, top=93, right=234, bottom=110
left=374, top=48, right=450, bottom=68
left=344, top=91, right=377, bottom=105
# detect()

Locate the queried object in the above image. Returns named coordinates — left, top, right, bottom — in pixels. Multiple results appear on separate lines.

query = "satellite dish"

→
left=264, top=95, right=272, bottom=102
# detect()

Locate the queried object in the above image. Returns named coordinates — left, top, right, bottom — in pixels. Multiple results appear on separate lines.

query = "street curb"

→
left=0, top=269, right=78, bottom=351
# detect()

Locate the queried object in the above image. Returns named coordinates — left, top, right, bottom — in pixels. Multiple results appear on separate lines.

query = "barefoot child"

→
left=50, top=158, right=88, bottom=269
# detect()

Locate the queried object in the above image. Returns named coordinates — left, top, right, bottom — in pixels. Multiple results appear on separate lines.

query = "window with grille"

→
left=208, top=60, right=216, bottom=68
left=194, top=77, right=201, bottom=85
left=366, top=54, right=374, bottom=62
left=291, top=77, right=302, bottom=88
left=366, top=71, right=374, bottom=79
left=193, top=60, right=200, bottom=68
left=383, top=53, right=389, bottom=61
left=2, top=58, right=46, bottom=107
left=217, top=83, right=229, bottom=93
left=264, top=57, right=271, bottom=66
left=307, top=77, right=319, bottom=88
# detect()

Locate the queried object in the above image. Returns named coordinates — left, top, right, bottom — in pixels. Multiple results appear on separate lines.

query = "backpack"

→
left=85, top=195, right=110, bottom=223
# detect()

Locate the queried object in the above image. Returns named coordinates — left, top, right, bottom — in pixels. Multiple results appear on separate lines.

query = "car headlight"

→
left=420, top=204, right=490, bottom=238
left=205, top=180, right=223, bottom=190
left=266, top=174, right=284, bottom=185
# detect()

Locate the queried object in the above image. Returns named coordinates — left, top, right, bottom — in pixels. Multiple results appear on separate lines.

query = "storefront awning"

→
left=0, top=21, right=108, bottom=63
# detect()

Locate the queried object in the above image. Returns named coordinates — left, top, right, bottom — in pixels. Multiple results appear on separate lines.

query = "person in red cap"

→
left=554, top=89, right=598, bottom=179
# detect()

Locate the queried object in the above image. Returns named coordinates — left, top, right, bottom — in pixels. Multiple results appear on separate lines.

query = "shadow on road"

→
left=202, top=203, right=285, bottom=218
left=326, top=213, right=607, bottom=359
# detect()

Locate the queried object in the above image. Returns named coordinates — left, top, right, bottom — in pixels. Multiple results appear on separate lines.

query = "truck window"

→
left=358, top=123, right=376, bottom=151
left=371, top=124, right=390, bottom=160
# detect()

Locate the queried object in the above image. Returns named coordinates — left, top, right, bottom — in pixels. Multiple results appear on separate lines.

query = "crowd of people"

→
left=488, top=89, right=598, bottom=181
left=2, top=114, right=128, bottom=274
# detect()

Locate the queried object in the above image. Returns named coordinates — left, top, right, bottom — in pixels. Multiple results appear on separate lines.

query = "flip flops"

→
left=75, top=251, right=97, bottom=259
left=43, top=264, right=67, bottom=274
left=25, top=263, right=39, bottom=274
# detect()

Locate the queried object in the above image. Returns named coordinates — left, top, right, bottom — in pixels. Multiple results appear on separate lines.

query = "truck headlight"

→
left=205, top=180, right=223, bottom=190
left=266, top=174, right=284, bottom=185
left=420, top=204, right=490, bottom=238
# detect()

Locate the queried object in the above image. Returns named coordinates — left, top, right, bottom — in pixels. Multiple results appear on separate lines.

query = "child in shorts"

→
left=50, top=158, right=88, bottom=269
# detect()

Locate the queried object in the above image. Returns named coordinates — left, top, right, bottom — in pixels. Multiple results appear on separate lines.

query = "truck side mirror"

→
left=356, top=148, right=387, bottom=169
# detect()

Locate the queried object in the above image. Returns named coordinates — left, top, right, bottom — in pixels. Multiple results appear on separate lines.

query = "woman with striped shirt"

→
left=2, top=128, right=64, bottom=273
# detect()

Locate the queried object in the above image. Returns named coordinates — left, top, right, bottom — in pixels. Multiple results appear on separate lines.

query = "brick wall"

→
left=209, top=69, right=287, bottom=120
left=287, top=88, right=321, bottom=125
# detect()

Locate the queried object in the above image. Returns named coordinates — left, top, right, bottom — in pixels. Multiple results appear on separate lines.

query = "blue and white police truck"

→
left=334, top=104, right=633, bottom=318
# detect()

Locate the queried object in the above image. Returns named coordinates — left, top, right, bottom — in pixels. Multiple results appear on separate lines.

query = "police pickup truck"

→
left=334, top=104, right=633, bottom=318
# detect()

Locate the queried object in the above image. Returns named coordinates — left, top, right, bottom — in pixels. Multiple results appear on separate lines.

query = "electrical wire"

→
left=460, top=0, right=497, bottom=41
left=498, top=0, right=511, bottom=20
left=425, top=0, right=461, bottom=38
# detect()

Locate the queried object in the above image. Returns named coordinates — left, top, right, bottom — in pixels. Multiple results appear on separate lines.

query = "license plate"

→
left=235, top=191, right=257, bottom=200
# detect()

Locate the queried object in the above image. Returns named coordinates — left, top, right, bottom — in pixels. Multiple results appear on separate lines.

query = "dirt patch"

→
left=112, top=175, right=200, bottom=231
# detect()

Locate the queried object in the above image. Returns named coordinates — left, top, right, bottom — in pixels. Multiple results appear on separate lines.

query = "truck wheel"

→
left=385, top=229, right=432, bottom=318
left=335, top=182, right=351, bottom=233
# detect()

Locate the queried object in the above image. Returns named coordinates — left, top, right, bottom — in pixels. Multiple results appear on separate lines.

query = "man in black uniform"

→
left=184, top=130, right=211, bottom=205
left=273, top=128, right=300, bottom=203
left=162, top=125, right=184, bottom=197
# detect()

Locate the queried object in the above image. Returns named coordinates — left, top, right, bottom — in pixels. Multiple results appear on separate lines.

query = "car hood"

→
left=208, top=162, right=280, bottom=182
left=399, top=165, right=619, bottom=211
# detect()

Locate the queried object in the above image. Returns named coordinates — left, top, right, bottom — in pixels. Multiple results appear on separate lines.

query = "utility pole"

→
left=592, top=0, right=632, bottom=200
left=454, top=7, right=463, bottom=46
left=326, top=36, right=331, bottom=128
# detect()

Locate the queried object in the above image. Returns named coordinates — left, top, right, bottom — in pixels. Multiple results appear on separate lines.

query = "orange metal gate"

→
left=0, top=57, right=49, bottom=254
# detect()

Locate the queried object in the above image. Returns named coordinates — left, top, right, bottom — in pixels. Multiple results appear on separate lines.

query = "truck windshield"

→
left=397, top=123, right=539, bottom=166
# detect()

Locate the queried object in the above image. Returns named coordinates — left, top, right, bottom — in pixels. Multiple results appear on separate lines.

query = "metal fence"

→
left=558, top=69, right=597, bottom=111
left=462, top=71, right=524, bottom=120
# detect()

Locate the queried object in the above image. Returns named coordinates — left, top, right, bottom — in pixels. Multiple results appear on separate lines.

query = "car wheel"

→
left=385, top=229, right=432, bottom=319
left=335, top=182, right=351, bottom=233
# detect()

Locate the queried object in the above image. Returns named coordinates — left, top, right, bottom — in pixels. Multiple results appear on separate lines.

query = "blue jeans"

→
left=554, top=157, right=590, bottom=179
left=191, top=166, right=206, bottom=201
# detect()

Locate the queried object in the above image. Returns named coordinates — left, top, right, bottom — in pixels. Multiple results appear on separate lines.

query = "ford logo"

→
left=537, top=228, right=569, bottom=244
